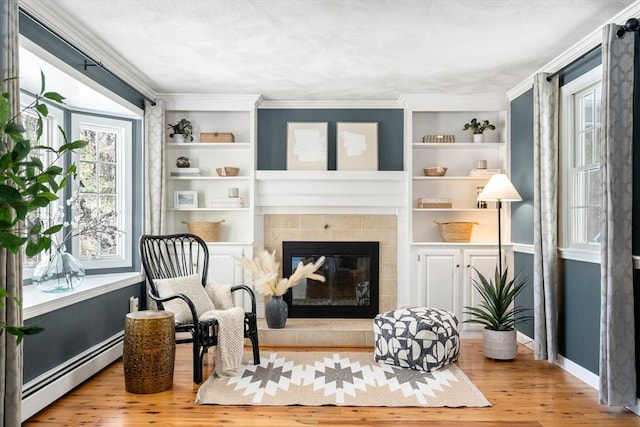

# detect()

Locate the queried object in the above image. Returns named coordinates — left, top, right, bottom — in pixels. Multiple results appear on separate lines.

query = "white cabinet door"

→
left=417, top=249, right=461, bottom=313
left=206, top=245, right=251, bottom=310
left=461, top=249, right=499, bottom=331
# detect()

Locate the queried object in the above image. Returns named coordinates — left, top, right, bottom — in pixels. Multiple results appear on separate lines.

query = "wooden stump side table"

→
left=123, top=310, right=176, bottom=393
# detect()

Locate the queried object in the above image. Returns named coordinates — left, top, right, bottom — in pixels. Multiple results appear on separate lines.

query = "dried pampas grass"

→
left=236, top=248, right=325, bottom=296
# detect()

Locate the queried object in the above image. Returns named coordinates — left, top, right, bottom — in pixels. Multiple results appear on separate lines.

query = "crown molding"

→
left=258, top=99, right=403, bottom=109
left=399, top=93, right=508, bottom=111
left=506, top=1, right=640, bottom=100
left=19, top=0, right=157, bottom=101
left=157, top=93, right=263, bottom=111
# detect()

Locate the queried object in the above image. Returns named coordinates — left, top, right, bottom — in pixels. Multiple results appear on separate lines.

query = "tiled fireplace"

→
left=263, top=214, right=397, bottom=312
left=259, top=213, right=397, bottom=347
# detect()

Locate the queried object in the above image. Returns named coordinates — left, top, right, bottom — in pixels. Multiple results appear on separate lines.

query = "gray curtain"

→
left=532, top=73, right=559, bottom=363
left=144, top=99, right=166, bottom=235
left=599, top=23, right=635, bottom=407
left=0, top=0, right=23, bottom=425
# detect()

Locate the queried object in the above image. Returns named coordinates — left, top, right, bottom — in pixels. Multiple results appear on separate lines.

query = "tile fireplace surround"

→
left=259, top=213, right=397, bottom=347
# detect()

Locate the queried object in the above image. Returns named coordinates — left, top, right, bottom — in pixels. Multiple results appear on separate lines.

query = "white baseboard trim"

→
left=625, top=399, right=640, bottom=416
left=517, top=331, right=599, bottom=389
left=555, top=354, right=599, bottom=390
left=21, top=331, right=124, bottom=422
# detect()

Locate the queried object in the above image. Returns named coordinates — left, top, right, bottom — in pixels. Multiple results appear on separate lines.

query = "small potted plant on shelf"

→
left=463, top=118, right=495, bottom=143
left=168, top=118, right=193, bottom=143
left=463, top=267, right=531, bottom=360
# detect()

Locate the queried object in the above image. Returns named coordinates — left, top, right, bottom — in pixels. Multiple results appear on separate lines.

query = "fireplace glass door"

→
left=283, top=241, right=379, bottom=318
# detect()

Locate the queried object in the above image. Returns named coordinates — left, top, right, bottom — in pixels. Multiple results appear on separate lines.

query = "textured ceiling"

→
left=20, top=0, right=637, bottom=101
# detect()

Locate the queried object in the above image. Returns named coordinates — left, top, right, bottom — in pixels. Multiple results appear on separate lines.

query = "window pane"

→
left=80, top=129, right=97, bottom=160
left=98, top=131, right=117, bottom=163
left=572, top=170, right=587, bottom=206
left=99, top=163, right=117, bottom=193
left=594, top=88, right=602, bottom=127
left=571, top=208, right=587, bottom=245
left=581, top=92, right=594, bottom=129
left=587, top=207, right=601, bottom=245
left=584, top=131, right=593, bottom=166
left=588, top=168, right=602, bottom=205
left=79, top=161, right=98, bottom=192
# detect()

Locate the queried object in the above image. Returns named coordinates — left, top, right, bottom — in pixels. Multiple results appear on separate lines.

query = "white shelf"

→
left=168, top=176, right=251, bottom=181
left=412, top=142, right=504, bottom=148
left=412, top=176, right=493, bottom=181
left=411, top=241, right=498, bottom=246
left=413, top=208, right=498, bottom=212
left=166, top=142, right=250, bottom=149
left=167, top=207, right=250, bottom=212
left=256, top=170, right=406, bottom=181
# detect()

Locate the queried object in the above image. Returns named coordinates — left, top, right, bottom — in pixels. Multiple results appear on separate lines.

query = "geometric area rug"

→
left=196, top=351, right=490, bottom=407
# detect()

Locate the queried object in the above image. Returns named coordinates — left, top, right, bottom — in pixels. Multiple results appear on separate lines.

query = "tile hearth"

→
left=256, top=318, right=374, bottom=347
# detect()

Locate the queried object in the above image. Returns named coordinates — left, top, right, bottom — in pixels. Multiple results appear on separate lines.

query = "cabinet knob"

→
left=456, top=264, right=460, bottom=268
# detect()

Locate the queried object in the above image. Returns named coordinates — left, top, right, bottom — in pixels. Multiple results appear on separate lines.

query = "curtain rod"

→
left=545, top=17, right=639, bottom=83
left=545, top=44, right=601, bottom=82
left=19, top=8, right=156, bottom=106
left=616, top=17, right=640, bottom=38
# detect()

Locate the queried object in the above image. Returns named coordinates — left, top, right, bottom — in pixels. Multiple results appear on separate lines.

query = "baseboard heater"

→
left=21, top=331, right=124, bottom=422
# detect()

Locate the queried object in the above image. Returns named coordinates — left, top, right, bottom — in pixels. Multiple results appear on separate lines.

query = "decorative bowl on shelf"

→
left=216, top=166, right=240, bottom=176
left=423, top=166, right=448, bottom=177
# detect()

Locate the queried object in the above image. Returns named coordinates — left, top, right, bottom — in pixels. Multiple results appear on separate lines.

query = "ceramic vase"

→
left=33, top=247, right=86, bottom=293
left=265, top=295, right=288, bottom=329
left=473, top=133, right=484, bottom=143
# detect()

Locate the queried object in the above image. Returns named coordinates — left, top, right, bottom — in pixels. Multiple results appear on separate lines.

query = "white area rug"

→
left=196, top=351, right=490, bottom=407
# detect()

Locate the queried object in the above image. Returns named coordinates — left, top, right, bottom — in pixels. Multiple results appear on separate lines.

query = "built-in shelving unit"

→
left=403, top=94, right=511, bottom=334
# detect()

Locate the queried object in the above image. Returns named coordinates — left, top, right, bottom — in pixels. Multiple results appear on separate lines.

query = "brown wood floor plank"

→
left=22, top=340, right=640, bottom=426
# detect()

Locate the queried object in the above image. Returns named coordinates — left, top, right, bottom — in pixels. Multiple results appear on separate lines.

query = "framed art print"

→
left=286, top=122, right=328, bottom=170
left=336, top=122, right=378, bottom=171
left=174, top=190, right=198, bottom=209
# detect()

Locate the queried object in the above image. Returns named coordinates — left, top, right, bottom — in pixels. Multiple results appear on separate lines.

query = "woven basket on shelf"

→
left=182, top=220, right=225, bottom=242
left=434, top=221, right=478, bottom=243
left=423, top=167, right=448, bottom=177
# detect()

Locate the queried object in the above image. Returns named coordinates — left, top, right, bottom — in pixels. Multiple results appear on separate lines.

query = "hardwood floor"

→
left=23, top=340, right=640, bottom=427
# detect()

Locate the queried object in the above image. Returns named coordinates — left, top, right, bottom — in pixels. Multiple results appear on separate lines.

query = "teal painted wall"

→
left=257, top=109, right=404, bottom=171
left=23, top=282, right=146, bottom=383
left=510, top=89, right=534, bottom=245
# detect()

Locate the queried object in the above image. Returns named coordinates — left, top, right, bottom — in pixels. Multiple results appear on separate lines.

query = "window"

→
left=20, top=93, right=64, bottom=274
left=560, top=66, right=602, bottom=260
left=71, top=114, right=133, bottom=269
left=19, top=44, right=142, bottom=279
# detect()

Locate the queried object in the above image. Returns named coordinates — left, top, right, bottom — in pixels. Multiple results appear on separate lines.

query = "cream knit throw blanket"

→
left=202, top=284, right=245, bottom=377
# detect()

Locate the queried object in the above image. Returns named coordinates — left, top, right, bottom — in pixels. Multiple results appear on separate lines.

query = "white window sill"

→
left=23, top=272, right=144, bottom=320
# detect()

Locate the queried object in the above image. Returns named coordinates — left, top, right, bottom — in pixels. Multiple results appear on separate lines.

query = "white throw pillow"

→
left=154, top=273, right=215, bottom=324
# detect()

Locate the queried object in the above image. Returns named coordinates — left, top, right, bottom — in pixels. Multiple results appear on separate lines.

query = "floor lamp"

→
left=476, top=174, right=522, bottom=274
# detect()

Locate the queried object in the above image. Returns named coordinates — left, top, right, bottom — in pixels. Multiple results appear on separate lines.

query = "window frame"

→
left=559, top=65, right=603, bottom=264
left=70, top=113, right=134, bottom=270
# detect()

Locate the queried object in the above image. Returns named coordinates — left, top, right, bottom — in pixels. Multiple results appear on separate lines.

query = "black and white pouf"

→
left=373, top=307, right=460, bottom=372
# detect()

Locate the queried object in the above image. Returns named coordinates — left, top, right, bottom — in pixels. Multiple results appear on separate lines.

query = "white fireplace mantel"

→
left=255, top=170, right=407, bottom=214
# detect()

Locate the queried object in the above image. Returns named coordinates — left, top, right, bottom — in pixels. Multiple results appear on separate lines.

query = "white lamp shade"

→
left=477, top=174, right=522, bottom=202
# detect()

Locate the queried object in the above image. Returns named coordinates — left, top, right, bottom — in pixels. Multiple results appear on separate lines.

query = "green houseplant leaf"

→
left=0, top=73, right=87, bottom=344
left=463, top=267, right=531, bottom=331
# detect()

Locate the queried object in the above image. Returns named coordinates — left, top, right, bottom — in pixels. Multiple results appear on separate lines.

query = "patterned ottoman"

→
left=373, top=307, right=460, bottom=372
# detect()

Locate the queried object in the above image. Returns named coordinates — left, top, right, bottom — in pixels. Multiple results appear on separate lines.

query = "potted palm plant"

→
left=463, top=118, right=495, bottom=143
left=463, top=267, right=530, bottom=360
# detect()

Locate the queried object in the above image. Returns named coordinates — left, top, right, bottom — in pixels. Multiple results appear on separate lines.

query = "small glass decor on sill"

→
left=32, top=246, right=86, bottom=293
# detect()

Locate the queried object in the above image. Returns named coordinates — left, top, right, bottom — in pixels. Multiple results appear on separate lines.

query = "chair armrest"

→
left=148, top=290, right=199, bottom=325
left=230, top=285, right=257, bottom=314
